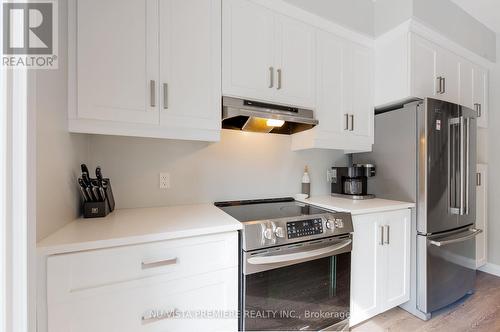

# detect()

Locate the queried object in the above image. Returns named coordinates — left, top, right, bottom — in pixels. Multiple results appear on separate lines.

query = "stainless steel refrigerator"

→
left=355, top=98, right=482, bottom=320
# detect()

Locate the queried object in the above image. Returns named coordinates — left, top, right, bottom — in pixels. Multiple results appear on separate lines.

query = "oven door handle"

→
left=247, top=239, right=352, bottom=265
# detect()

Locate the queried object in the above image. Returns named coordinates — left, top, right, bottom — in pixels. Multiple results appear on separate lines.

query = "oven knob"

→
left=335, top=219, right=344, bottom=228
left=264, top=227, right=274, bottom=240
left=326, top=220, right=334, bottom=230
left=275, top=227, right=285, bottom=238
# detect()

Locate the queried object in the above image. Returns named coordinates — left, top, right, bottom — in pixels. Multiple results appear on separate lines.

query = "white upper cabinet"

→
left=274, top=14, right=316, bottom=107
left=376, top=30, right=489, bottom=129
left=291, top=30, right=373, bottom=152
left=350, top=44, right=374, bottom=138
left=159, top=0, right=221, bottom=132
left=435, top=47, right=460, bottom=104
left=473, top=65, right=488, bottom=128
left=410, top=34, right=438, bottom=100
left=75, top=0, right=159, bottom=125
left=69, top=0, right=221, bottom=142
left=222, top=0, right=276, bottom=102
left=222, top=0, right=316, bottom=108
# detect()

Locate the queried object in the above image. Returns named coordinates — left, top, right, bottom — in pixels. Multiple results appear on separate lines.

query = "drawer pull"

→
left=141, top=309, right=179, bottom=323
left=141, top=257, right=178, bottom=269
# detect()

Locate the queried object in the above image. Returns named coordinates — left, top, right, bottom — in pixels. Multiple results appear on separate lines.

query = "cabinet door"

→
left=274, top=14, right=315, bottom=108
left=222, top=0, right=275, bottom=102
left=436, top=48, right=460, bottom=104
left=381, top=209, right=411, bottom=311
left=411, top=34, right=438, bottom=99
left=315, top=31, right=346, bottom=135
left=349, top=43, right=374, bottom=138
left=473, top=66, right=488, bottom=128
left=76, top=0, right=159, bottom=124
left=159, top=0, right=221, bottom=132
left=459, top=59, right=474, bottom=109
left=476, top=164, right=488, bottom=268
left=350, top=215, right=383, bottom=327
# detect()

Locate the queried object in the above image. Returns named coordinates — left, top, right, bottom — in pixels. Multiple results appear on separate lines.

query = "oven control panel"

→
left=287, top=218, right=323, bottom=239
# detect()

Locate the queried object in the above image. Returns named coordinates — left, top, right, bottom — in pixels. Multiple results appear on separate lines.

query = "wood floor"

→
left=352, top=272, right=500, bottom=332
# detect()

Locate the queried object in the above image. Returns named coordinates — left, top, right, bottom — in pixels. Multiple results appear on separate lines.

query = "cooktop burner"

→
left=215, top=198, right=353, bottom=251
left=215, top=197, right=330, bottom=222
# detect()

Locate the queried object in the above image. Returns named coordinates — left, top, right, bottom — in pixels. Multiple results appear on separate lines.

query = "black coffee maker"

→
left=331, top=164, right=376, bottom=200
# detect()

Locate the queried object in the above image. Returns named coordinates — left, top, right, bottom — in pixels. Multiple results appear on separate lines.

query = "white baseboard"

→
left=479, top=263, right=500, bottom=277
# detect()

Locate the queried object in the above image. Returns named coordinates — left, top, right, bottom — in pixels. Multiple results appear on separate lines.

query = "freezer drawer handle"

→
left=247, top=239, right=352, bottom=265
left=429, top=229, right=482, bottom=247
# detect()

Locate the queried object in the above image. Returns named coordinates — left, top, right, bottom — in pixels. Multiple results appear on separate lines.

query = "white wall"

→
left=374, top=0, right=496, bottom=62
left=87, top=130, right=346, bottom=209
left=486, top=35, right=500, bottom=265
left=374, top=0, right=413, bottom=36
left=36, top=0, right=89, bottom=241
left=284, top=0, right=375, bottom=36
left=413, top=0, right=496, bottom=62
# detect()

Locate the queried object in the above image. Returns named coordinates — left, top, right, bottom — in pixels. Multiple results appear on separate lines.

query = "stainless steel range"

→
left=215, top=197, right=353, bottom=331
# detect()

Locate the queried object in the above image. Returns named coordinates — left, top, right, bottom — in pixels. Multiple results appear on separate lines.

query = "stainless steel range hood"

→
left=222, top=97, right=318, bottom=135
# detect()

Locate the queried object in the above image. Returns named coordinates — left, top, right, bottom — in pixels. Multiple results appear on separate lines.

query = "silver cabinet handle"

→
left=269, top=67, right=274, bottom=88
left=163, top=83, right=168, bottom=109
left=384, top=225, right=390, bottom=245
left=436, top=76, right=446, bottom=94
left=344, top=114, right=349, bottom=131
left=475, top=103, right=482, bottom=117
left=141, top=309, right=179, bottom=323
left=141, top=257, right=177, bottom=269
left=277, top=69, right=282, bottom=90
left=350, top=114, right=354, bottom=131
left=380, top=226, right=384, bottom=245
left=150, top=80, right=156, bottom=107
left=476, top=172, right=482, bottom=186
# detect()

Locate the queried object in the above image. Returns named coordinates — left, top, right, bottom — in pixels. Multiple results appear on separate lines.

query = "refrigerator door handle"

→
left=458, top=116, right=470, bottom=216
left=448, top=117, right=461, bottom=215
left=464, top=117, right=470, bottom=215
left=429, top=228, right=482, bottom=247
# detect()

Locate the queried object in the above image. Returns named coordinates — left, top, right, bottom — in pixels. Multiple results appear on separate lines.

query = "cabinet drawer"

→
left=47, top=232, right=238, bottom=302
left=48, top=268, right=238, bottom=332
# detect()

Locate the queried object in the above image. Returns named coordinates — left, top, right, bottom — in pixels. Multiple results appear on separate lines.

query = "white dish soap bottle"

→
left=301, top=166, right=310, bottom=198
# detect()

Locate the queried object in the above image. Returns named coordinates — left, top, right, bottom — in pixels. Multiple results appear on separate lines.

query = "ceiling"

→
left=450, top=0, right=500, bottom=34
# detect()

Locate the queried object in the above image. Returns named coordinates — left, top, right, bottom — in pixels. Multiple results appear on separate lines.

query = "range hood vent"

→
left=222, top=97, right=318, bottom=135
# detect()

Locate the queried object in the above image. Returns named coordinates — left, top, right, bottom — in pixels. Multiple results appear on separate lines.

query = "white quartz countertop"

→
left=37, top=204, right=242, bottom=255
left=297, top=195, right=415, bottom=215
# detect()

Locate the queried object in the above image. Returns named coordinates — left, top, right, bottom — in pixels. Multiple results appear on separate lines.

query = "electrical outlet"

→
left=326, top=169, right=333, bottom=182
left=159, top=173, right=170, bottom=189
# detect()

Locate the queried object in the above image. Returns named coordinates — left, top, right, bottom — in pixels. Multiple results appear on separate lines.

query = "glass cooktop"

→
left=214, top=197, right=332, bottom=222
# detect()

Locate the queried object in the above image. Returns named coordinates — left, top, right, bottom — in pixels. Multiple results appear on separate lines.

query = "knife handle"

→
left=96, top=166, right=103, bottom=181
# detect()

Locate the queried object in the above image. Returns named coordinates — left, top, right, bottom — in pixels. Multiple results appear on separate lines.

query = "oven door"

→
left=241, top=236, right=352, bottom=331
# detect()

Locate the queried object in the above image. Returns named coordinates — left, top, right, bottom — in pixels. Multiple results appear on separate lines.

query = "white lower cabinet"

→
left=476, top=164, right=488, bottom=268
left=350, top=209, right=411, bottom=327
left=45, top=232, right=238, bottom=332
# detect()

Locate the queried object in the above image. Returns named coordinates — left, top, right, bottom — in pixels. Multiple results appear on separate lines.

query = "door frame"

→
left=1, top=59, right=37, bottom=332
